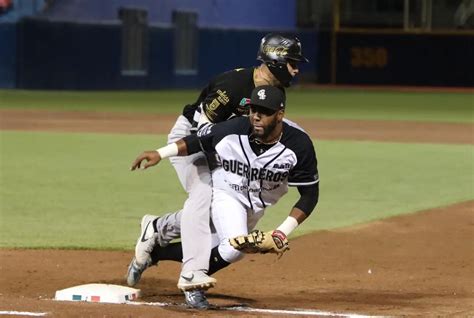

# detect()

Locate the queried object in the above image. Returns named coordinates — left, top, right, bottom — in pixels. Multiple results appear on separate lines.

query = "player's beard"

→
left=252, top=116, right=278, bottom=142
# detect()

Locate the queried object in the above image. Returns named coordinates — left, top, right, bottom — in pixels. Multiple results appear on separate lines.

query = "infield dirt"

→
left=0, top=110, right=473, bottom=317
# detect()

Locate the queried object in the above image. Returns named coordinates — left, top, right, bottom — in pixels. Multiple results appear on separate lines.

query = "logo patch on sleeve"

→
left=239, top=98, right=251, bottom=106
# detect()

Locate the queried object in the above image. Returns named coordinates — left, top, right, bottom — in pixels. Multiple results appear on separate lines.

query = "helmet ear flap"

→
left=266, top=61, right=293, bottom=88
left=268, top=59, right=283, bottom=68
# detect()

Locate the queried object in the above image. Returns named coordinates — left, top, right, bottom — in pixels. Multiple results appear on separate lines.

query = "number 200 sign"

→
left=350, top=47, right=388, bottom=68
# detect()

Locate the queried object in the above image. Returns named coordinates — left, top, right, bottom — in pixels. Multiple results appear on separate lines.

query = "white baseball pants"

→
left=167, top=115, right=213, bottom=275
left=210, top=187, right=264, bottom=263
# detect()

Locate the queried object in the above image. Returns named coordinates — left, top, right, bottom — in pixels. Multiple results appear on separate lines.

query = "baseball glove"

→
left=229, top=230, right=289, bottom=255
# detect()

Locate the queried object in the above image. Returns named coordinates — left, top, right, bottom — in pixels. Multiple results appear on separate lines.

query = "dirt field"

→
left=1, top=109, right=473, bottom=144
left=0, top=110, right=473, bottom=317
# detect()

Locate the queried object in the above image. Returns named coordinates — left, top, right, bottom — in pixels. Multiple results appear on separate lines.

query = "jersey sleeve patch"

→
left=203, top=89, right=230, bottom=122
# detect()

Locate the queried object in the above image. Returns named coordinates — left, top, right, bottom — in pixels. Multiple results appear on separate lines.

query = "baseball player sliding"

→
left=126, top=33, right=310, bottom=308
left=130, top=85, right=320, bottom=309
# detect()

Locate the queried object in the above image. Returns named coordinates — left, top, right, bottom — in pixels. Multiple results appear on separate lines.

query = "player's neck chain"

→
left=251, top=132, right=283, bottom=145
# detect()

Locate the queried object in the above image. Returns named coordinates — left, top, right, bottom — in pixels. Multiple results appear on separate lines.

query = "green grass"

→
left=0, top=89, right=472, bottom=249
left=0, top=90, right=198, bottom=114
left=0, top=132, right=185, bottom=249
left=1, top=131, right=472, bottom=249
left=262, top=140, right=474, bottom=235
left=287, top=88, right=474, bottom=122
left=1, top=89, right=472, bottom=122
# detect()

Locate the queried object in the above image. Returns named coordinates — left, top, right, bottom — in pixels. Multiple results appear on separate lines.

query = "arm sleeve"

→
left=288, top=134, right=319, bottom=186
left=294, top=183, right=319, bottom=216
left=182, top=134, right=202, bottom=154
left=183, top=119, right=230, bottom=154
left=185, top=117, right=250, bottom=155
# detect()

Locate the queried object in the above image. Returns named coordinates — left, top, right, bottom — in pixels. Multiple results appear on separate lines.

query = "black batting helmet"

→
left=257, top=33, right=309, bottom=64
left=256, top=34, right=309, bottom=87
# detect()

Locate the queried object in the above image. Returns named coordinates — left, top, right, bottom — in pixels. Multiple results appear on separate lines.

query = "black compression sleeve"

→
left=183, top=134, right=201, bottom=155
left=294, top=183, right=319, bottom=216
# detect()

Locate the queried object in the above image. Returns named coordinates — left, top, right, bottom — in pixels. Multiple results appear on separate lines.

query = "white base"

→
left=55, top=283, right=140, bottom=304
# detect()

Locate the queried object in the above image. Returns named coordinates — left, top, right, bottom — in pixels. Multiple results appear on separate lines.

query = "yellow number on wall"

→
left=351, top=47, right=387, bottom=68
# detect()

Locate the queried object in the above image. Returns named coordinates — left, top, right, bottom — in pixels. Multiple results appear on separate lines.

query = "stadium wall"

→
left=3, top=20, right=473, bottom=89
left=39, top=0, right=296, bottom=29
left=334, top=32, right=474, bottom=87
left=13, top=18, right=317, bottom=90
left=0, top=23, right=16, bottom=88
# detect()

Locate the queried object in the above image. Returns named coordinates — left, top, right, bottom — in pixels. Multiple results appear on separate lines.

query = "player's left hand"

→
left=229, top=230, right=289, bottom=255
left=130, top=151, right=162, bottom=170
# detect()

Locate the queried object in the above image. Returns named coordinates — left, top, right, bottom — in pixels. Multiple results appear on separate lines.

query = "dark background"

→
left=1, top=0, right=472, bottom=89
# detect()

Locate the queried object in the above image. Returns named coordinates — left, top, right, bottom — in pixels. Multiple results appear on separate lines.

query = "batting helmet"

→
left=257, top=33, right=309, bottom=87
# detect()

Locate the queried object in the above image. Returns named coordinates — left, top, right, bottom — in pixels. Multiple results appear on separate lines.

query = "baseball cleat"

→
left=183, top=289, right=210, bottom=310
left=126, top=256, right=152, bottom=287
left=134, top=214, right=159, bottom=266
left=177, top=271, right=217, bottom=291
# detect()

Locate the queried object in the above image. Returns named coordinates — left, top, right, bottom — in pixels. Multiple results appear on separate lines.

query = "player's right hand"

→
left=130, top=151, right=162, bottom=171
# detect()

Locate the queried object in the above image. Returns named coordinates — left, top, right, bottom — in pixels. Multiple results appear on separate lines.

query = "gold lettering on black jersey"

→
left=206, top=90, right=229, bottom=117
left=205, top=107, right=218, bottom=121
left=216, top=90, right=229, bottom=105
left=208, top=99, right=220, bottom=111
left=205, top=99, right=219, bottom=121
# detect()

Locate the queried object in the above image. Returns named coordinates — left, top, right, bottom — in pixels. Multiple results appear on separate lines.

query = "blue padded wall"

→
left=15, top=18, right=318, bottom=90
left=0, top=23, right=16, bottom=88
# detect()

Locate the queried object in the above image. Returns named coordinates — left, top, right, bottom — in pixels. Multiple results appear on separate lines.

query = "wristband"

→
left=276, top=216, right=299, bottom=236
left=156, top=143, right=178, bottom=159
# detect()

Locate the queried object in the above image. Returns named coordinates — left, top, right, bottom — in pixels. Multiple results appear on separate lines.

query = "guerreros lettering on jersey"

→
left=197, top=117, right=319, bottom=213
left=212, top=135, right=297, bottom=212
left=221, top=159, right=289, bottom=182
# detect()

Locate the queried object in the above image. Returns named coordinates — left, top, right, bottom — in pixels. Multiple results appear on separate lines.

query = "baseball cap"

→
left=249, top=85, right=286, bottom=111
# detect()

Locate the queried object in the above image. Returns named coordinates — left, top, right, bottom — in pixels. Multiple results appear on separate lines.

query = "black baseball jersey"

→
left=182, top=67, right=256, bottom=126
left=194, top=117, right=319, bottom=212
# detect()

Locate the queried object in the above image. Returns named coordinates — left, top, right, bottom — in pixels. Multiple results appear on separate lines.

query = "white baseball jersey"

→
left=197, top=117, right=319, bottom=213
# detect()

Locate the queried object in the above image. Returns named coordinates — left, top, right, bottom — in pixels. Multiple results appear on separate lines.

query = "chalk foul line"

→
left=0, top=311, right=47, bottom=317
left=125, top=301, right=389, bottom=317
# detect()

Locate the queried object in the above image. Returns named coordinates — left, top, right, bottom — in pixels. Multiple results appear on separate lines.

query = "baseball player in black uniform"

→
left=130, top=85, right=319, bottom=309
left=127, top=34, right=310, bottom=309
